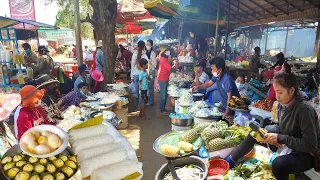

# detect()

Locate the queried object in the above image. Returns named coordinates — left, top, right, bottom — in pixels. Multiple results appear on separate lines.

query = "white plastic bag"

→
left=129, top=82, right=137, bottom=98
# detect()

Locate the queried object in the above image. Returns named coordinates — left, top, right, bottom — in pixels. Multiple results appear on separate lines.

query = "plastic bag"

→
left=233, top=113, right=250, bottom=126
left=129, top=82, right=137, bottom=98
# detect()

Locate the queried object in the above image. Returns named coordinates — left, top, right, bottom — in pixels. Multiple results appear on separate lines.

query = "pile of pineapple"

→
left=1, top=152, right=78, bottom=180
left=196, top=121, right=251, bottom=152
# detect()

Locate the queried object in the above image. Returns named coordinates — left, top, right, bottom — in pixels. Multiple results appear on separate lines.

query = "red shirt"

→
left=158, top=57, right=172, bottom=82
left=268, top=84, right=276, bottom=101
left=16, top=106, right=52, bottom=141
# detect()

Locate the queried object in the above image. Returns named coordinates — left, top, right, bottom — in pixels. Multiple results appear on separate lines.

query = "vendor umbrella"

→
left=122, top=24, right=142, bottom=34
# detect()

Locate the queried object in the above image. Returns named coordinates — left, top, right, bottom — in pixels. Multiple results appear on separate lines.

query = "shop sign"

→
left=9, top=0, right=36, bottom=29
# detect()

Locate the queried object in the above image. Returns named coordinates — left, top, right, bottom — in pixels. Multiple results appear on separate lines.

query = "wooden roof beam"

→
left=281, top=0, right=303, bottom=12
left=306, top=0, right=320, bottom=9
left=222, top=0, right=256, bottom=19
left=218, top=3, right=246, bottom=21
left=247, top=0, right=275, bottom=16
left=263, top=0, right=289, bottom=14
left=237, top=0, right=265, bottom=17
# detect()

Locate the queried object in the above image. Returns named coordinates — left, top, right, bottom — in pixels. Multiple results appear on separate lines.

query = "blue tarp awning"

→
left=0, top=16, right=58, bottom=29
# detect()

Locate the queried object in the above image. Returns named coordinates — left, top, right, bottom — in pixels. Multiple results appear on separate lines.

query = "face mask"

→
left=86, top=74, right=90, bottom=78
left=165, top=51, right=170, bottom=56
left=24, top=50, right=30, bottom=55
left=146, top=46, right=151, bottom=50
left=212, top=72, right=218, bottom=77
left=35, top=100, right=41, bottom=107
left=80, top=90, right=86, bottom=97
left=236, top=82, right=245, bottom=90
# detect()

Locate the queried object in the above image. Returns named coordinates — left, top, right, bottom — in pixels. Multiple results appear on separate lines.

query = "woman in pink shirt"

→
left=158, top=46, right=172, bottom=114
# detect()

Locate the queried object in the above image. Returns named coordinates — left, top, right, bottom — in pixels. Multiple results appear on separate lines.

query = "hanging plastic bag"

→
left=233, top=113, right=250, bottom=126
left=129, top=82, right=137, bottom=98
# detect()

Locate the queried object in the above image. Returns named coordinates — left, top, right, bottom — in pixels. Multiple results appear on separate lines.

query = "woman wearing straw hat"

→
left=14, top=85, right=52, bottom=141
left=0, top=92, right=20, bottom=157
left=158, top=46, right=173, bottom=115
left=35, top=74, right=63, bottom=123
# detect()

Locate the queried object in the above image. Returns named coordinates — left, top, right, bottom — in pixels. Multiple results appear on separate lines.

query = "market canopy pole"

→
left=315, top=21, right=320, bottom=67
left=74, top=0, right=83, bottom=65
left=224, top=0, right=230, bottom=60
left=214, top=0, right=220, bottom=57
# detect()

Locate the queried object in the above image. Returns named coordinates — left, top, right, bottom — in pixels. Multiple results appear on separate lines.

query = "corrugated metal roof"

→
left=0, top=16, right=58, bottom=29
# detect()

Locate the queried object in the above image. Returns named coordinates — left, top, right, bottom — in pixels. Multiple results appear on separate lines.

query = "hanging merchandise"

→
left=27, top=67, right=33, bottom=79
left=17, top=70, right=24, bottom=84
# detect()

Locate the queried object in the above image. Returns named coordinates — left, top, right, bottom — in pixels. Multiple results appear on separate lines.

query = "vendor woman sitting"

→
left=225, top=71, right=320, bottom=180
left=14, top=85, right=52, bottom=141
left=57, top=82, right=89, bottom=110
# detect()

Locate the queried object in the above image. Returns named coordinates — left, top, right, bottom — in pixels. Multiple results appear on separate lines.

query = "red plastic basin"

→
left=208, top=159, right=230, bottom=176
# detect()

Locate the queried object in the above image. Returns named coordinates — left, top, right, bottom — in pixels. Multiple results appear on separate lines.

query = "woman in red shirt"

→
left=158, top=46, right=173, bottom=114
left=14, top=85, right=52, bottom=141
left=268, top=62, right=292, bottom=101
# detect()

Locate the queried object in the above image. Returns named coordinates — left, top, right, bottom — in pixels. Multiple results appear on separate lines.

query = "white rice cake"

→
left=69, top=125, right=108, bottom=143
left=91, top=160, right=142, bottom=180
left=72, top=134, right=114, bottom=154
left=80, top=148, right=128, bottom=178
left=77, top=142, right=123, bottom=162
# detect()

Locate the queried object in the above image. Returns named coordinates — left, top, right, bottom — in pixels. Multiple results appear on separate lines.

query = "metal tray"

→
left=153, top=131, right=202, bottom=158
left=1, top=145, right=78, bottom=180
left=228, top=106, right=250, bottom=112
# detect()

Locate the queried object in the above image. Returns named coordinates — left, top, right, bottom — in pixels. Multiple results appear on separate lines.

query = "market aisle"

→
left=119, top=92, right=172, bottom=179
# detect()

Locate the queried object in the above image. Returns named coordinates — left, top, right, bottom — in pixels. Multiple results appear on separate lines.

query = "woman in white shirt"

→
left=145, top=39, right=157, bottom=106
left=131, top=41, right=148, bottom=108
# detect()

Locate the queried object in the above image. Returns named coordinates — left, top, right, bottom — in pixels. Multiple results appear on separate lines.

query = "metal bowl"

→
left=155, top=156, right=208, bottom=180
left=171, top=117, right=193, bottom=127
left=1, top=145, right=79, bottom=180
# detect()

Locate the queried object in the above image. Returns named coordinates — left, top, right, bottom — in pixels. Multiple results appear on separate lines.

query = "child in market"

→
left=57, top=82, right=89, bottom=110
left=139, top=58, right=149, bottom=120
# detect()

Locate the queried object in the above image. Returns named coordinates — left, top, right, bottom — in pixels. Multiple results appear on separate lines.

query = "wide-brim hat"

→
left=91, top=70, right=104, bottom=82
left=96, top=40, right=103, bottom=48
left=35, top=74, right=59, bottom=89
left=0, top=93, right=21, bottom=121
left=37, top=45, right=49, bottom=52
left=160, top=45, right=169, bottom=53
left=20, top=85, right=45, bottom=108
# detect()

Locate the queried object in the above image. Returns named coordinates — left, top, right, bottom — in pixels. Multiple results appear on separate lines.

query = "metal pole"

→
left=283, top=27, right=289, bottom=56
left=214, top=0, right=220, bottom=57
left=225, top=0, right=230, bottom=60
left=74, top=0, right=83, bottom=65
left=264, top=28, right=269, bottom=56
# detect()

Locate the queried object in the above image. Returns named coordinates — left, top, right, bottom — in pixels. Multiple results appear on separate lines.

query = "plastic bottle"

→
left=17, top=70, right=24, bottom=84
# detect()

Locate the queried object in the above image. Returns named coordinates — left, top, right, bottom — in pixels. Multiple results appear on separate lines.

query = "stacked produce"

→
left=20, top=130, right=62, bottom=155
left=240, top=61, right=249, bottom=68
left=228, top=96, right=251, bottom=110
left=1, top=152, right=78, bottom=180
left=159, top=130, right=202, bottom=157
left=69, top=125, right=142, bottom=180
left=62, top=105, right=90, bottom=120
left=169, top=73, right=193, bottom=87
left=224, top=160, right=275, bottom=180
left=177, top=89, right=193, bottom=106
left=253, top=98, right=274, bottom=111
left=197, top=122, right=250, bottom=152
left=167, top=85, right=179, bottom=97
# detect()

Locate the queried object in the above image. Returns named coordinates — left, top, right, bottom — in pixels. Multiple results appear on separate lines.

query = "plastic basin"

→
left=208, top=159, right=229, bottom=176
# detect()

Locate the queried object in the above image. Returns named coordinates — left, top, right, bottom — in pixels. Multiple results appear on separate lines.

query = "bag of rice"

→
left=80, top=148, right=128, bottom=177
left=72, top=134, right=114, bottom=154
left=77, top=143, right=123, bottom=162
left=91, top=160, right=142, bottom=180
left=69, top=125, right=108, bottom=143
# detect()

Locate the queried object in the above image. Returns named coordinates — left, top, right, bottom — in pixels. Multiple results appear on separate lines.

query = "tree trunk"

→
left=89, top=0, right=117, bottom=84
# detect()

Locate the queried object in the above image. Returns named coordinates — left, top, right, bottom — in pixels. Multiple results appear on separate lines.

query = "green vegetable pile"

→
left=224, top=162, right=275, bottom=180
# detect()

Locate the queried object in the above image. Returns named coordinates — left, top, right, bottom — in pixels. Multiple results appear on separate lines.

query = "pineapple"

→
left=160, top=144, right=181, bottom=157
left=201, top=127, right=221, bottom=141
left=182, top=129, right=198, bottom=143
left=193, top=122, right=212, bottom=133
left=206, top=135, right=240, bottom=151
left=177, top=141, right=196, bottom=152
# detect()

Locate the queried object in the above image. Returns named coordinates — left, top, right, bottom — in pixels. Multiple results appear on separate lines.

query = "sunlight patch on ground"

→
left=119, top=124, right=141, bottom=151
